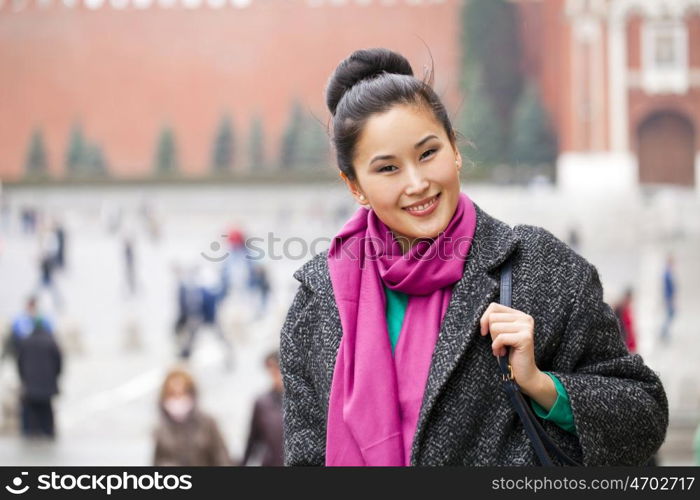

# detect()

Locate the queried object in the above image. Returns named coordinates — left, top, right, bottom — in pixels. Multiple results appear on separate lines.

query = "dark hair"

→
left=325, top=47, right=457, bottom=182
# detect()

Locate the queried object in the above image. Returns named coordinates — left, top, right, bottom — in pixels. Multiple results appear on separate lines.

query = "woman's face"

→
left=343, top=103, right=462, bottom=252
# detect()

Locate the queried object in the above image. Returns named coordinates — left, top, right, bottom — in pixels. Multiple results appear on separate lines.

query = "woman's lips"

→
left=402, top=192, right=441, bottom=217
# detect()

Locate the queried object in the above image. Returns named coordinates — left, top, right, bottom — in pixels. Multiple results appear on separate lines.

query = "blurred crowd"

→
left=0, top=199, right=283, bottom=466
left=0, top=196, right=695, bottom=466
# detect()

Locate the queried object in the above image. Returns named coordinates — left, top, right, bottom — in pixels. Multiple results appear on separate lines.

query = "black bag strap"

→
left=498, top=258, right=580, bottom=466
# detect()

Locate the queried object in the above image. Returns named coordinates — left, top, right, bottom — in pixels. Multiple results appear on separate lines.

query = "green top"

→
left=385, top=284, right=409, bottom=353
left=384, top=284, right=577, bottom=435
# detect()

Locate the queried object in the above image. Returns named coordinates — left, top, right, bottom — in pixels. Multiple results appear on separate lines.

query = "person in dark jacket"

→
left=280, top=48, right=668, bottom=466
left=2, top=296, right=54, bottom=361
left=16, top=321, right=62, bottom=438
left=242, top=351, right=284, bottom=466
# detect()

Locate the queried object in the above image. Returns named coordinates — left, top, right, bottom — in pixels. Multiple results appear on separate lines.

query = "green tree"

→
left=280, top=100, right=329, bottom=171
left=65, top=124, right=86, bottom=176
left=154, top=126, right=178, bottom=176
left=62, top=124, right=110, bottom=178
left=279, top=101, right=304, bottom=170
left=84, top=142, right=109, bottom=177
left=460, top=0, right=524, bottom=147
left=24, top=129, right=49, bottom=178
left=510, top=81, right=558, bottom=166
left=457, top=68, right=505, bottom=167
left=211, top=115, right=234, bottom=173
left=297, top=116, right=329, bottom=171
left=248, top=114, right=266, bottom=172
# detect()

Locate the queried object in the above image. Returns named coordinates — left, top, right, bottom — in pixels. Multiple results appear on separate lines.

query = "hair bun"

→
left=325, top=48, right=414, bottom=116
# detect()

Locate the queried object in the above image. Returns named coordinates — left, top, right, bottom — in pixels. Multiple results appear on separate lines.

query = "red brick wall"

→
left=689, top=13, right=700, bottom=68
left=627, top=15, right=642, bottom=70
left=0, top=0, right=462, bottom=180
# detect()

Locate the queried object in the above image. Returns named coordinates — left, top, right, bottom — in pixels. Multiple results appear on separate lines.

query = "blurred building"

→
left=0, top=0, right=460, bottom=180
left=517, top=0, right=700, bottom=192
left=1, top=0, right=699, bottom=192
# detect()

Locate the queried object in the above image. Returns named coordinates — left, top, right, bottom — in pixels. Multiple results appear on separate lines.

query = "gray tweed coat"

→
left=280, top=203, right=668, bottom=466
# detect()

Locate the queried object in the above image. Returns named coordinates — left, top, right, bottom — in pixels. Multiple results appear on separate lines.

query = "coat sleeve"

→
left=549, top=261, right=669, bottom=466
left=280, top=283, right=326, bottom=466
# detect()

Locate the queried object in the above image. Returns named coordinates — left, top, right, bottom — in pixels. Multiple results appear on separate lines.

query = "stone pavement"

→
left=0, top=183, right=697, bottom=465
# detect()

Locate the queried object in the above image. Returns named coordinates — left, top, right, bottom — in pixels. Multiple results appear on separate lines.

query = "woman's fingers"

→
left=487, top=312, right=521, bottom=323
left=491, top=332, right=527, bottom=352
left=486, top=321, right=522, bottom=335
left=480, top=302, right=536, bottom=356
left=479, top=303, right=521, bottom=335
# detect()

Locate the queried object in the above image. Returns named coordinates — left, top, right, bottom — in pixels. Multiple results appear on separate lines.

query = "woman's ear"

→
left=339, top=172, right=370, bottom=206
left=455, top=149, right=462, bottom=171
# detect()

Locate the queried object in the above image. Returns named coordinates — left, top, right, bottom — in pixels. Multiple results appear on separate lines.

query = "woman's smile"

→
left=402, top=192, right=441, bottom=217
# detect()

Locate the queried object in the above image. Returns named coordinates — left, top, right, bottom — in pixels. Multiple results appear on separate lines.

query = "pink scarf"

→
left=326, top=192, right=477, bottom=466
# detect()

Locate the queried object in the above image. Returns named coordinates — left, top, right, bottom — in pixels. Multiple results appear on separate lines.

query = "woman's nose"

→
left=404, top=165, right=429, bottom=195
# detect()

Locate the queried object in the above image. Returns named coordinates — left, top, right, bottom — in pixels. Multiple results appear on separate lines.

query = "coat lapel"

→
left=293, top=252, right=343, bottom=402
left=409, top=203, right=520, bottom=463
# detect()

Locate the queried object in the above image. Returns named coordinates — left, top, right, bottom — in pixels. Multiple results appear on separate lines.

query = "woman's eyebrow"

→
left=368, top=134, right=439, bottom=166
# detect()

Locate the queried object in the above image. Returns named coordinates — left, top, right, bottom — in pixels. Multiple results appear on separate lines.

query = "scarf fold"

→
left=326, top=192, right=477, bottom=466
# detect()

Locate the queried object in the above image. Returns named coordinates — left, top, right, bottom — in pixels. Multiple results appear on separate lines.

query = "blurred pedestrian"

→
left=53, top=219, right=67, bottom=271
left=221, top=224, right=252, bottom=298
left=36, top=224, right=63, bottom=311
left=2, top=296, right=53, bottom=362
left=179, top=267, right=233, bottom=370
left=21, top=206, right=37, bottom=235
left=174, top=265, right=202, bottom=349
left=614, top=288, right=637, bottom=354
left=172, top=263, right=189, bottom=339
left=124, top=235, right=137, bottom=295
left=153, top=367, right=233, bottom=466
left=660, top=254, right=676, bottom=343
left=248, top=263, right=271, bottom=320
left=567, top=226, right=581, bottom=254
left=16, top=321, right=62, bottom=438
left=242, top=352, right=283, bottom=466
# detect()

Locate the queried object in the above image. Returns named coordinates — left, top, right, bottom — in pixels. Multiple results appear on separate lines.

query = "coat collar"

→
left=292, top=202, right=520, bottom=461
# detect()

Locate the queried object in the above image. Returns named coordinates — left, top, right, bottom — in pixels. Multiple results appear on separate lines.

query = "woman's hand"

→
left=479, top=302, right=554, bottom=407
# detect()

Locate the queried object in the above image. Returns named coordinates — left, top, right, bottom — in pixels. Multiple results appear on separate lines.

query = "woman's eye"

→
left=421, top=149, right=436, bottom=160
left=378, top=165, right=397, bottom=173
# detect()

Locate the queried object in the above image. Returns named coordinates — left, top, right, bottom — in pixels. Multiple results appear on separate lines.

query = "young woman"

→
left=280, top=48, right=668, bottom=466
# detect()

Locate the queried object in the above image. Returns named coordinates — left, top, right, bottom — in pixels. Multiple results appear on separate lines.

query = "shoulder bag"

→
left=498, top=257, right=581, bottom=466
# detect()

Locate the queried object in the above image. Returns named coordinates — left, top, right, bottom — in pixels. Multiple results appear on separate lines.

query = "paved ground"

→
left=0, top=182, right=697, bottom=465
